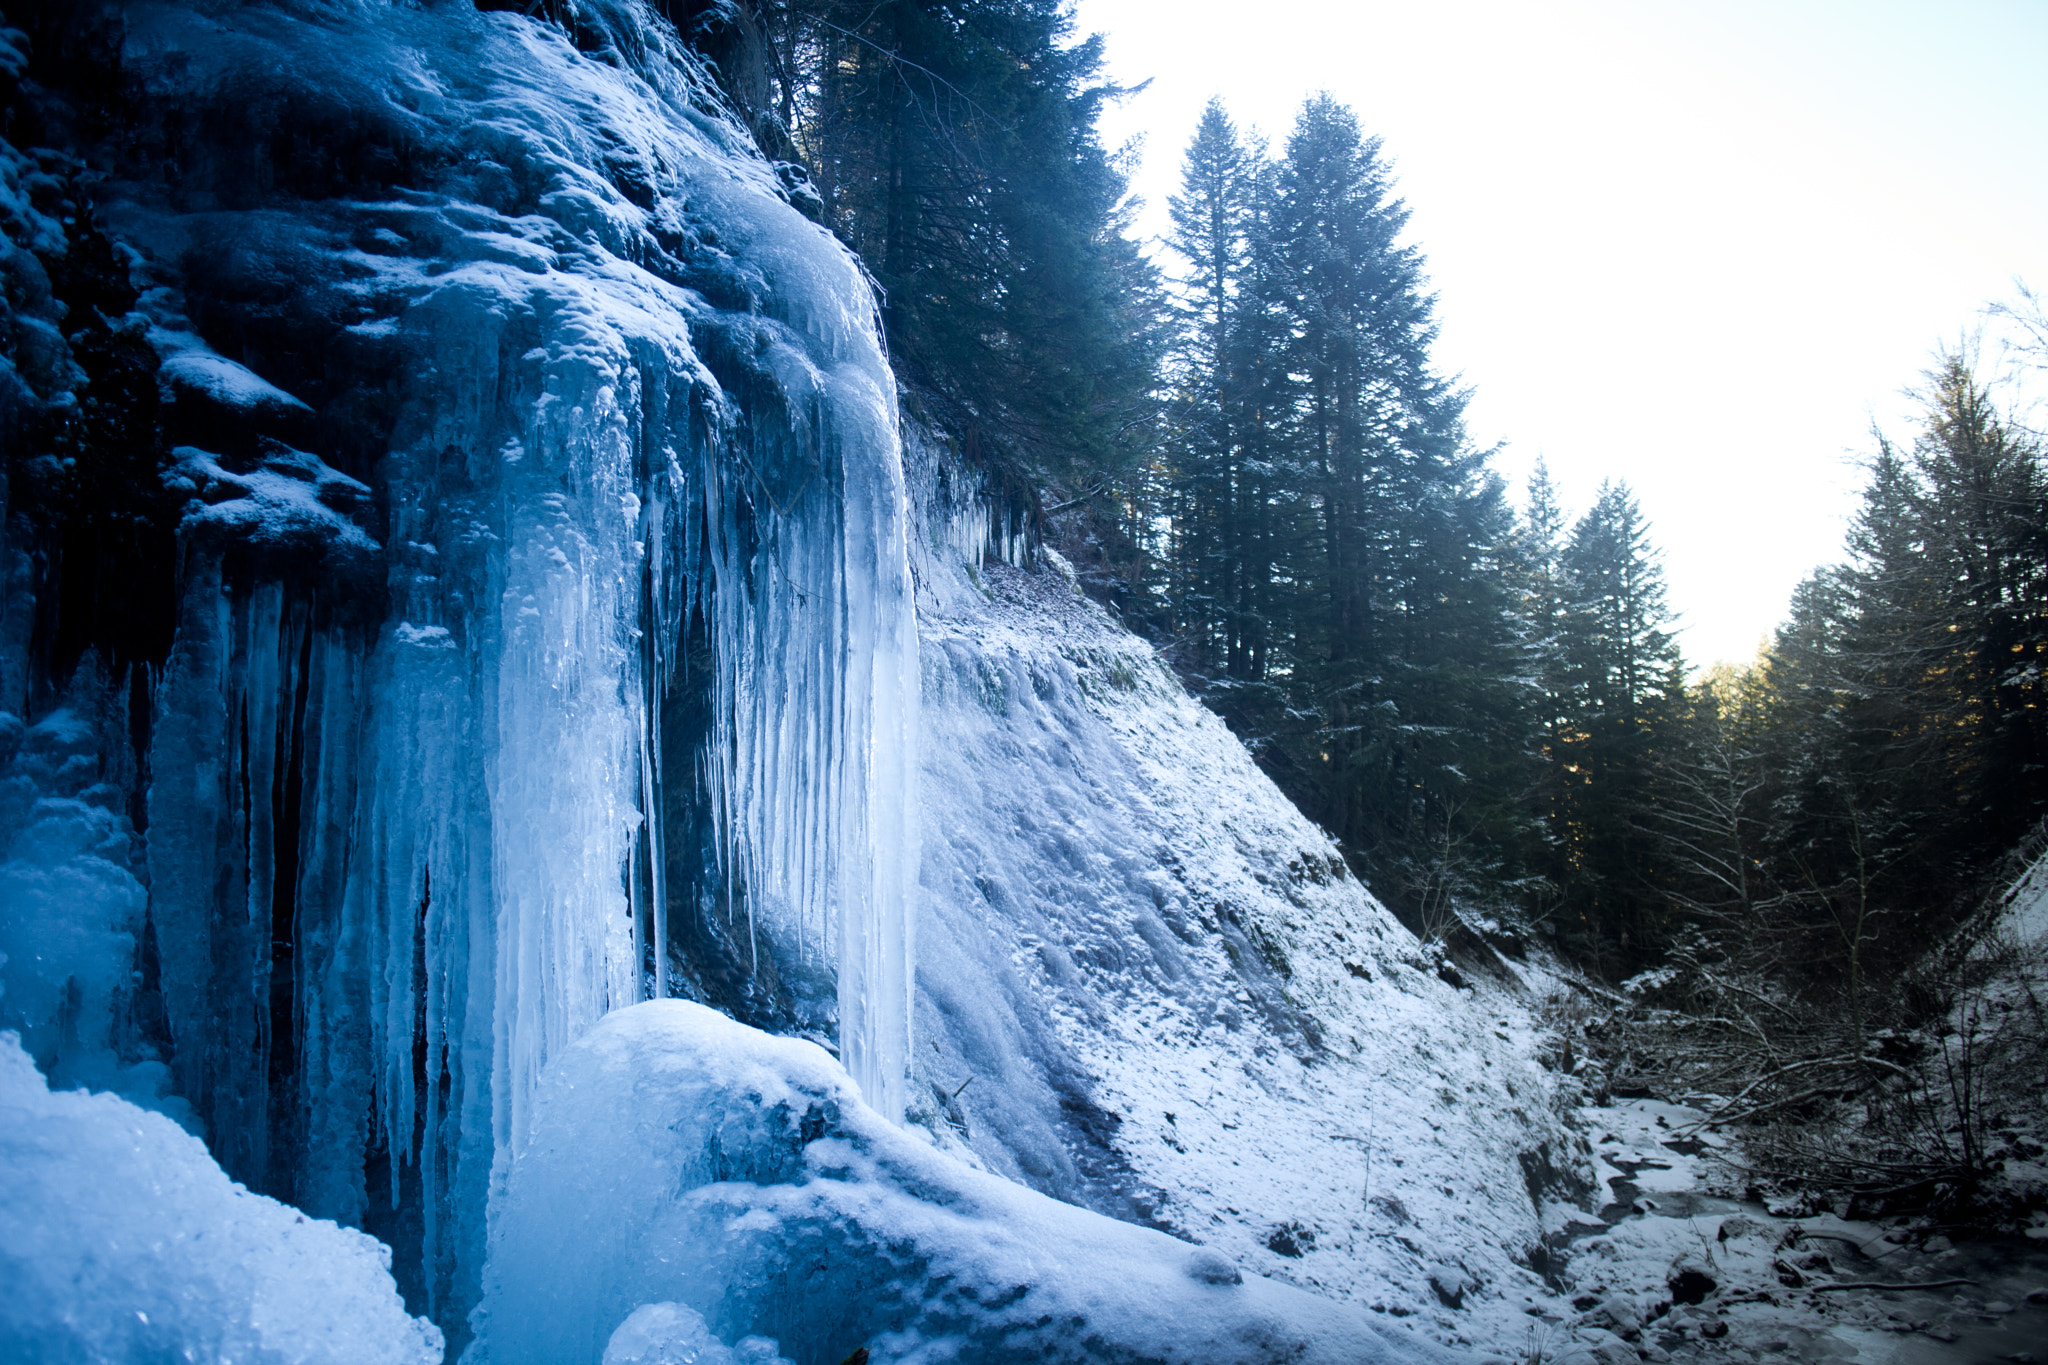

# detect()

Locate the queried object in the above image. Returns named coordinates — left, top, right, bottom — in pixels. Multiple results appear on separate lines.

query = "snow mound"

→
left=0, top=1033, right=443, bottom=1365
left=482, top=999, right=1458, bottom=1365
left=602, top=1303, right=791, bottom=1365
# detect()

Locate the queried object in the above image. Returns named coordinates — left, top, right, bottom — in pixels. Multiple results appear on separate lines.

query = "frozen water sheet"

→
left=482, top=1000, right=1458, bottom=1365
left=75, top=0, right=924, bottom=1327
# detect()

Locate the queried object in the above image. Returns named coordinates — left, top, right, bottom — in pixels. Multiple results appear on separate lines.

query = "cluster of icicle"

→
left=2, top=0, right=918, bottom=1331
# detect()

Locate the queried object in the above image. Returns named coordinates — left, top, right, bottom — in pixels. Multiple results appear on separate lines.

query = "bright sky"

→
left=1072, top=0, right=2048, bottom=667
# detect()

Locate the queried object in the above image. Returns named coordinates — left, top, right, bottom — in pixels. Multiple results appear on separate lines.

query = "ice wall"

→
left=2, top=0, right=916, bottom=1335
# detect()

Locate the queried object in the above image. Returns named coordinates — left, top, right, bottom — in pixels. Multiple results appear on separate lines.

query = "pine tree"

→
left=1736, top=354, right=2047, bottom=1013
left=1153, top=95, right=1530, bottom=928
left=1162, top=99, right=1258, bottom=677
left=1908, top=353, right=2048, bottom=850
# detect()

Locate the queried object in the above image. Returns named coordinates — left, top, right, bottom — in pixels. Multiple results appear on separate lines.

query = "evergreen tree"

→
left=684, top=0, right=1165, bottom=490
left=1546, top=481, right=1683, bottom=965
left=1155, top=95, right=1531, bottom=928
left=1724, top=354, right=2046, bottom=1021
left=1161, top=99, right=1259, bottom=677
left=1907, top=354, right=2048, bottom=850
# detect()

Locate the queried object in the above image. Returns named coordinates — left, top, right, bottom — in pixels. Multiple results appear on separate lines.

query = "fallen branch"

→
left=1700, top=1081, right=1862, bottom=1127
left=1809, top=1278, right=1975, bottom=1293
left=1704, top=1056, right=1862, bottom=1117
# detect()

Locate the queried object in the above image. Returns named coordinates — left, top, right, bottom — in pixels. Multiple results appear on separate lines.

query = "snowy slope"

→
left=905, top=444, right=1584, bottom=1350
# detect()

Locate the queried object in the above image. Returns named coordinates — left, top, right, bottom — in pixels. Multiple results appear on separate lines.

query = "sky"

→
left=1070, top=0, right=2048, bottom=667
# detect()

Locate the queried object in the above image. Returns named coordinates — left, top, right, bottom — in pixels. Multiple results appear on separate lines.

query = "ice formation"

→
left=0, top=1031, right=443, bottom=1365
left=601, top=1303, right=791, bottom=1365
left=0, top=0, right=919, bottom=1330
left=0, top=703, right=151, bottom=1100
left=484, top=999, right=1457, bottom=1365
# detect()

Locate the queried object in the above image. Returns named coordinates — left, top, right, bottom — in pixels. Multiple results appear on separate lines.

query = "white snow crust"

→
left=482, top=998, right=1457, bottom=1365
left=0, top=1032, right=443, bottom=1365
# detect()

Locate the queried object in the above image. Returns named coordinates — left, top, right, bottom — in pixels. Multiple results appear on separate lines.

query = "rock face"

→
left=0, top=0, right=1572, bottom=1352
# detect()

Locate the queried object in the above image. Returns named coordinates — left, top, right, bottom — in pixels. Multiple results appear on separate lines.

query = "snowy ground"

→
left=903, top=509, right=2048, bottom=1361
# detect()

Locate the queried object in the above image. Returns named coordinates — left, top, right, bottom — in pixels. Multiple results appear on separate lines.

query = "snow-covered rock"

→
left=482, top=999, right=1456, bottom=1365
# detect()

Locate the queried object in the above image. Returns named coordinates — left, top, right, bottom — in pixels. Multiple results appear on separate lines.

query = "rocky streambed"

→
left=1480, top=1095, right=2048, bottom=1365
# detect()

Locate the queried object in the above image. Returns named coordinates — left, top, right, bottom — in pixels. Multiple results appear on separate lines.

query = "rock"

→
left=1716, top=1214, right=1763, bottom=1242
left=1922, top=1234, right=1954, bottom=1254
left=1573, top=1328, right=1637, bottom=1365
left=1183, top=1248, right=1241, bottom=1286
left=2026, top=1287, right=2048, bottom=1304
left=1427, top=1266, right=1476, bottom=1310
left=1699, top=1319, right=1728, bottom=1340
left=1666, top=1252, right=1718, bottom=1306
left=1596, top=1295, right=1643, bottom=1338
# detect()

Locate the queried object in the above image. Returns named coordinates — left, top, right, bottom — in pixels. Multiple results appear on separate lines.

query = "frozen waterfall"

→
left=2, top=0, right=917, bottom=1336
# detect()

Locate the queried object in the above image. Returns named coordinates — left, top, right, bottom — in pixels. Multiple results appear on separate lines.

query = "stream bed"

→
left=1482, top=1097, right=2048, bottom=1364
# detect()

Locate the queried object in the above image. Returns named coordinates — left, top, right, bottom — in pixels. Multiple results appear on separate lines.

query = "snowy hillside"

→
left=907, top=446, right=1581, bottom=1344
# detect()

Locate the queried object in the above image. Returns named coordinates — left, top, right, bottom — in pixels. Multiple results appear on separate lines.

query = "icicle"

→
left=695, top=323, right=919, bottom=1121
left=124, top=9, right=924, bottom=1335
